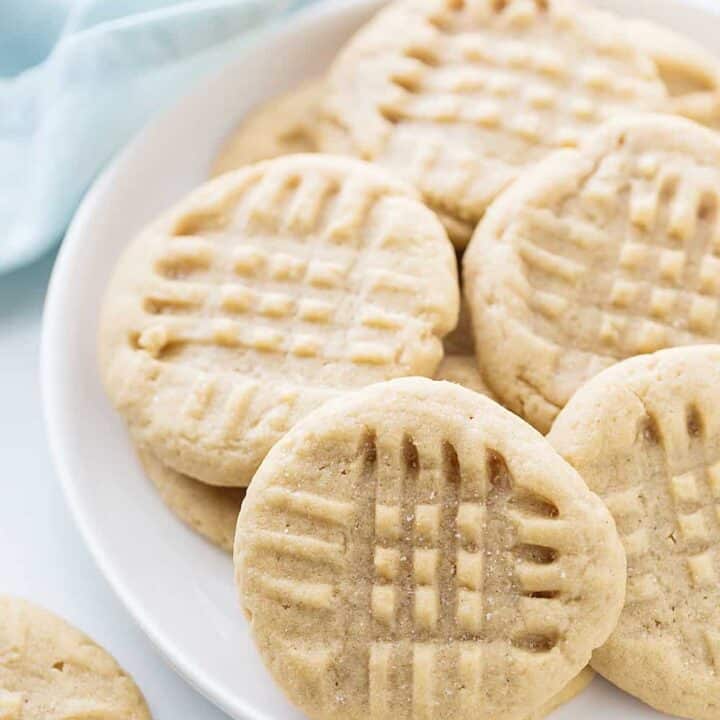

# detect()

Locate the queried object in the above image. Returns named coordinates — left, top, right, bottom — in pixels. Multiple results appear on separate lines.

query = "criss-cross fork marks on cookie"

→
left=365, top=439, right=563, bottom=648
left=245, top=432, right=573, bottom=714
left=383, top=11, right=652, bottom=150
left=134, top=166, right=448, bottom=384
left=602, top=403, right=720, bottom=672
left=103, top=158, right=457, bottom=485
left=517, top=149, right=720, bottom=361
left=321, top=0, right=664, bottom=224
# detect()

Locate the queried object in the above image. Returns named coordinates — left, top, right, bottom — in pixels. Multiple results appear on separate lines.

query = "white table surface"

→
left=0, top=251, right=229, bottom=719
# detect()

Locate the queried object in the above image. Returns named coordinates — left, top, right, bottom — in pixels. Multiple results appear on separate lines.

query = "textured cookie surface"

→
left=211, top=80, right=323, bottom=177
left=319, top=0, right=666, bottom=248
left=137, top=448, right=244, bottom=552
left=464, top=114, right=720, bottom=432
left=0, top=596, right=150, bottom=720
left=235, top=377, right=625, bottom=720
left=100, top=154, right=458, bottom=486
left=549, top=346, right=720, bottom=720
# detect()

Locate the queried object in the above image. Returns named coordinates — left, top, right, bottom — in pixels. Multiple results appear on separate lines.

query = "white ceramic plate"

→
left=42, top=1, right=720, bottom=718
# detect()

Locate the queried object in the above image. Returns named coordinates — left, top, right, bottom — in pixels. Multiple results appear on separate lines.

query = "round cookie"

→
left=137, top=448, right=244, bottom=553
left=211, top=80, right=323, bottom=177
left=549, top=346, right=720, bottom=720
left=625, top=19, right=720, bottom=130
left=99, top=154, right=459, bottom=487
left=318, top=0, right=667, bottom=250
left=464, top=114, right=720, bottom=432
left=0, top=596, right=150, bottom=720
left=235, top=377, right=625, bottom=720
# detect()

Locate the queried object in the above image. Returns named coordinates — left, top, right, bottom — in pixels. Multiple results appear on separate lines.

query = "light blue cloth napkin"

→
left=0, top=0, right=314, bottom=275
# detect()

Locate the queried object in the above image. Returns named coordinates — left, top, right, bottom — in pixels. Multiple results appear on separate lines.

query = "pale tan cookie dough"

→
left=318, top=0, right=667, bottom=250
left=464, top=114, right=720, bottom=433
left=137, top=448, right=244, bottom=553
left=211, top=80, right=323, bottom=177
left=99, top=154, right=459, bottom=486
left=0, top=596, right=151, bottom=720
left=235, top=377, right=625, bottom=720
left=549, top=346, right=720, bottom=720
left=626, top=19, right=720, bottom=129
left=530, top=666, right=594, bottom=720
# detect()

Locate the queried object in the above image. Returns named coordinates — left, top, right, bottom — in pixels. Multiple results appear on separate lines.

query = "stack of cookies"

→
left=98, top=1, right=720, bottom=718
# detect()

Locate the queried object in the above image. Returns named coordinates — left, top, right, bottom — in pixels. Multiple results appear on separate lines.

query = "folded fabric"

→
left=0, top=0, right=313, bottom=275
